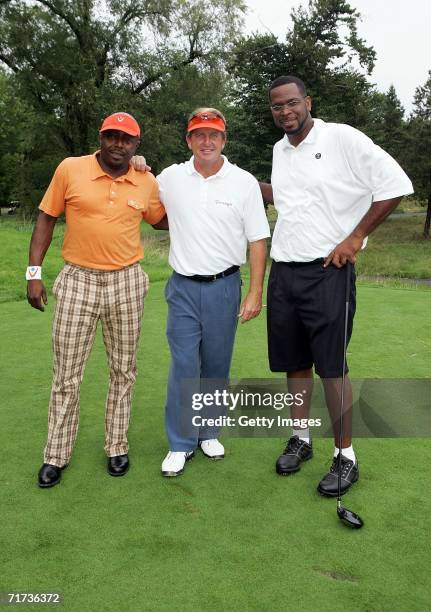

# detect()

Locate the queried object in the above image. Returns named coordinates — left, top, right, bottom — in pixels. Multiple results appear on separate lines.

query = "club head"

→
left=337, top=506, right=364, bottom=529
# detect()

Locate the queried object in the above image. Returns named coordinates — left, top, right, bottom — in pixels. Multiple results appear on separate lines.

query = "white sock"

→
left=293, top=428, right=310, bottom=444
left=334, top=444, right=356, bottom=464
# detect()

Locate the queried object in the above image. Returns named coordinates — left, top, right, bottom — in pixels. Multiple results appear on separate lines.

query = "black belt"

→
left=180, top=265, right=240, bottom=282
left=280, top=258, right=325, bottom=267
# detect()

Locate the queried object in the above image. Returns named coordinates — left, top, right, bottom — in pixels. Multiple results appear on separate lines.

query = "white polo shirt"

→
left=157, top=156, right=270, bottom=276
left=271, top=118, right=414, bottom=262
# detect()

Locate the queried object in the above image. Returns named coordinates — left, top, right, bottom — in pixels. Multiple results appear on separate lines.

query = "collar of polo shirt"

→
left=282, top=118, right=319, bottom=149
left=186, top=155, right=231, bottom=179
left=90, top=152, right=139, bottom=185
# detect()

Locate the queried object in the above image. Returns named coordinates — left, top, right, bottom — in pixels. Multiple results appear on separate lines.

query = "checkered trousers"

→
left=44, top=263, right=149, bottom=467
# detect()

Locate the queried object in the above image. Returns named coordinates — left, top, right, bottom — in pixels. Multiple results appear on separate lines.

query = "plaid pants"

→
left=44, top=263, right=149, bottom=467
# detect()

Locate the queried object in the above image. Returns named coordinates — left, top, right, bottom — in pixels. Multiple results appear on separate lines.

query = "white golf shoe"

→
left=161, top=451, right=194, bottom=477
left=199, top=439, right=225, bottom=460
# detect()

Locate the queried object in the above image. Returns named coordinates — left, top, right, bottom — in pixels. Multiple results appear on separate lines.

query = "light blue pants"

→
left=165, top=271, right=241, bottom=451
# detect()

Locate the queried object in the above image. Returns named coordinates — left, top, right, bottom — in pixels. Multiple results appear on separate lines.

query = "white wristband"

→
left=26, top=266, right=42, bottom=280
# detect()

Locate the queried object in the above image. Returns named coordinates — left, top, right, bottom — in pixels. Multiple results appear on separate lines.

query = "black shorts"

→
left=267, top=260, right=356, bottom=378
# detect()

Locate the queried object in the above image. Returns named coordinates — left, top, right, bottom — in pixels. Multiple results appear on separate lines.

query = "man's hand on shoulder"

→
left=131, top=155, right=151, bottom=173
left=238, top=289, right=263, bottom=323
left=27, top=280, right=48, bottom=312
left=324, top=234, right=363, bottom=268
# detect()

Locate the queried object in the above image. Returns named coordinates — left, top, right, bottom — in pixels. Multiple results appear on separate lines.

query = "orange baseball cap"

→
left=100, top=112, right=140, bottom=137
left=187, top=112, right=226, bottom=133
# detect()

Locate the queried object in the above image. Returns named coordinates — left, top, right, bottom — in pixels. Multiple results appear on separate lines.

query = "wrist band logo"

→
left=26, top=266, right=42, bottom=280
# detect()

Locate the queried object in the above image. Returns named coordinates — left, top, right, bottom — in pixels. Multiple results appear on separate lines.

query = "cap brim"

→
left=188, top=121, right=225, bottom=133
left=100, top=125, right=140, bottom=137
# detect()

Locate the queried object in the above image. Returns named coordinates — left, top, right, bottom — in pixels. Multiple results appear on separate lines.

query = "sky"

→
left=243, top=0, right=430, bottom=113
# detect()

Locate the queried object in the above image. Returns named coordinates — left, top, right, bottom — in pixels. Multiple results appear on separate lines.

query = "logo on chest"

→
left=215, top=199, right=233, bottom=208
left=127, top=199, right=145, bottom=211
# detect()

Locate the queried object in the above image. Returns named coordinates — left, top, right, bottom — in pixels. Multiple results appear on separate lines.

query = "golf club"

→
left=336, top=261, right=364, bottom=529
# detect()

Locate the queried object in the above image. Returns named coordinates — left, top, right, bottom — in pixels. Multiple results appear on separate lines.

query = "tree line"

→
left=0, top=0, right=430, bottom=237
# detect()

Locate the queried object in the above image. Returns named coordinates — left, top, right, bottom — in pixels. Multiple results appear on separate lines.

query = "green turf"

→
left=3, top=212, right=430, bottom=304
left=0, top=219, right=170, bottom=303
left=355, top=216, right=431, bottom=280
left=265, top=207, right=431, bottom=281
left=1, top=278, right=430, bottom=611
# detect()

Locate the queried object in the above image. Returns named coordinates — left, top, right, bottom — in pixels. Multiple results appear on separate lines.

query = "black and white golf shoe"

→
left=275, top=435, right=313, bottom=475
left=317, top=454, right=359, bottom=497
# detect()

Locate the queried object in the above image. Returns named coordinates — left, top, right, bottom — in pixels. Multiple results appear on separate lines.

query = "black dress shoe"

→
left=317, top=455, right=359, bottom=497
left=275, top=435, right=313, bottom=475
left=38, top=463, right=67, bottom=488
left=108, top=454, right=129, bottom=477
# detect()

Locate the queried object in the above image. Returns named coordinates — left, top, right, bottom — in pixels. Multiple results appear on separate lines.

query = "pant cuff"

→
left=43, top=456, right=68, bottom=468
left=106, top=446, right=129, bottom=457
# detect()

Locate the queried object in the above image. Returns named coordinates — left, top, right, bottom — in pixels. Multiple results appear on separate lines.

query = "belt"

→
left=280, top=258, right=325, bottom=267
left=179, top=265, right=240, bottom=282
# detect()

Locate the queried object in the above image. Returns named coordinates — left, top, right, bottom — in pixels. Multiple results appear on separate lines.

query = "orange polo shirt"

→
left=39, top=153, right=166, bottom=270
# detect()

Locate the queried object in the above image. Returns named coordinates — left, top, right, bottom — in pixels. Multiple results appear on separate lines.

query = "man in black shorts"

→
left=260, top=75, right=413, bottom=495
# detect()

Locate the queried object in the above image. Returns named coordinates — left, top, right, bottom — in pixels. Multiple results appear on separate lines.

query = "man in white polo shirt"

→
left=155, top=108, right=270, bottom=476
left=261, top=75, right=413, bottom=496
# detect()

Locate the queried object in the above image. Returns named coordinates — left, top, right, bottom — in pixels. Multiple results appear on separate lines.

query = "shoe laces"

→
left=330, top=455, right=353, bottom=477
left=166, top=451, right=187, bottom=459
left=283, top=436, right=302, bottom=455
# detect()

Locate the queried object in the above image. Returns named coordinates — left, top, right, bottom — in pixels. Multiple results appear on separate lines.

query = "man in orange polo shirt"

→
left=26, top=112, right=165, bottom=488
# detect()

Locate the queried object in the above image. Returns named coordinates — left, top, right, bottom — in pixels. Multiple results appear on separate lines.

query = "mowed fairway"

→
left=1, top=265, right=430, bottom=610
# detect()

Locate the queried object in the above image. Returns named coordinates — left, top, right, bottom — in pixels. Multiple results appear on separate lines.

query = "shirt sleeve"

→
left=156, top=168, right=168, bottom=205
left=243, top=177, right=271, bottom=242
left=337, top=125, right=414, bottom=202
left=38, top=159, right=69, bottom=217
left=141, top=176, right=166, bottom=225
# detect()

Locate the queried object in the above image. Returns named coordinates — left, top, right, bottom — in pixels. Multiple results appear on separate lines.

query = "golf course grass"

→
left=1, top=219, right=430, bottom=611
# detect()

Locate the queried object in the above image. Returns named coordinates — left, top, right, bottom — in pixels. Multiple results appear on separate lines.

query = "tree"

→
left=407, top=71, right=431, bottom=238
left=225, top=33, right=288, bottom=179
left=0, top=0, right=245, bottom=208
left=226, top=0, right=376, bottom=179
left=283, top=0, right=375, bottom=119
left=363, top=85, right=408, bottom=170
left=0, top=70, right=41, bottom=205
left=0, top=0, right=244, bottom=155
left=137, top=63, right=234, bottom=175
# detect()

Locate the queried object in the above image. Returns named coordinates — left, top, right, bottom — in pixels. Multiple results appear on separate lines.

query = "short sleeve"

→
left=141, top=177, right=166, bottom=225
left=243, top=177, right=271, bottom=242
left=38, top=159, right=69, bottom=217
left=337, top=125, right=414, bottom=202
left=156, top=168, right=169, bottom=205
